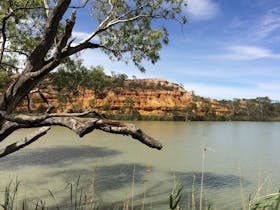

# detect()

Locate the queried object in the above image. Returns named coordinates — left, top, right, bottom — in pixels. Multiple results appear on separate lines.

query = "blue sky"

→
left=71, top=0, right=280, bottom=101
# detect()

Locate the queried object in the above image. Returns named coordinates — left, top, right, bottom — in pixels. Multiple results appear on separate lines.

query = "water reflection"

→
left=46, top=163, right=161, bottom=210
left=0, top=146, right=121, bottom=168
left=48, top=163, right=148, bottom=192
left=171, top=171, right=250, bottom=189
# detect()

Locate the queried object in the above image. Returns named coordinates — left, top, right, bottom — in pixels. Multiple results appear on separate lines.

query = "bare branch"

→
left=0, top=62, right=23, bottom=72
left=4, top=48, right=29, bottom=57
left=25, top=0, right=71, bottom=71
left=0, top=12, right=14, bottom=63
left=43, top=0, right=50, bottom=18
left=69, top=0, right=90, bottom=9
left=108, top=0, right=114, bottom=10
left=108, top=14, right=160, bottom=26
left=0, top=126, right=50, bottom=158
left=111, top=3, right=151, bottom=23
left=26, top=94, right=32, bottom=113
left=0, top=121, right=23, bottom=142
left=0, top=112, right=162, bottom=150
left=28, top=89, right=54, bottom=113
left=73, top=3, right=151, bottom=47
left=0, top=110, right=99, bottom=124
left=54, top=9, right=76, bottom=58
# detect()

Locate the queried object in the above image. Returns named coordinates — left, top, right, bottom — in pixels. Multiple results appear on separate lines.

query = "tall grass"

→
left=0, top=180, right=20, bottom=210
left=169, top=178, right=183, bottom=210
left=1, top=156, right=279, bottom=210
left=1, top=177, right=279, bottom=210
left=250, top=192, right=280, bottom=210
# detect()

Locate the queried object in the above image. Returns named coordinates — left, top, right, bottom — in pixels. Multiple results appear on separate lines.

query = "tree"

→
left=124, top=97, right=134, bottom=114
left=231, top=98, right=240, bottom=116
left=256, top=97, right=274, bottom=120
left=86, top=66, right=112, bottom=98
left=185, top=102, right=197, bottom=120
left=111, top=72, right=128, bottom=88
left=0, top=0, right=187, bottom=157
left=51, top=58, right=89, bottom=98
left=0, top=70, right=10, bottom=89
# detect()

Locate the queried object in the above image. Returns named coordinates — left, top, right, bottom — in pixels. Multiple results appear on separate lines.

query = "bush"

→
left=0, top=71, right=10, bottom=89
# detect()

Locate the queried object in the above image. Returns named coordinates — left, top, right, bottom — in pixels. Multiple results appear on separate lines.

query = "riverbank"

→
left=104, top=113, right=280, bottom=122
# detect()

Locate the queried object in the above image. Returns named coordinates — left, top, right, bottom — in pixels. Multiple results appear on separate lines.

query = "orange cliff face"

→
left=18, top=78, right=232, bottom=118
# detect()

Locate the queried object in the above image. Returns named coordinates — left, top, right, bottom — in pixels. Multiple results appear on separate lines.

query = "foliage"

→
left=124, top=97, right=134, bottom=114
left=169, top=178, right=183, bottom=210
left=42, top=67, right=280, bottom=121
left=0, top=0, right=46, bottom=72
left=51, top=59, right=88, bottom=96
left=102, top=102, right=111, bottom=112
left=86, top=66, right=111, bottom=98
left=92, top=0, right=187, bottom=72
left=0, top=180, right=20, bottom=210
left=251, top=192, right=280, bottom=210
left=1, top=0, right=187, bottom=73
left=220, top=97, right=280, bottom=121
left=185, top=102, right=197, bottom=121
left=1, top=177, right=279, bottom=210
left=111, top=72, right=128, bottom=88
left=0, top=70, right=10, bottom=89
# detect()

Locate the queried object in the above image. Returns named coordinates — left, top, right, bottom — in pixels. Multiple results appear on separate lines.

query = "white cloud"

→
left=72, top=31, right=91, bottom=40
left=254, top=7, right=280, bottom=40
left=79, top=49, right=140, bottom=76
left=79, top=49, right=110, bottom=67
left=184, top=82, right=280, bottom=100
left=226, top=6, right=280, bottom=43
left=217, top=45, right=280, bottom=60
left=257, top=82, right=280, bottom=92
left=186, top=0, right=219, bottom=20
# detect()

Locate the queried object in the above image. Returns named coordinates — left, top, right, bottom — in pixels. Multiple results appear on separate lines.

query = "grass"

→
left=1, top=176, right=279, bottom=210
left=250, top=192, right=280, bottom=210
left=169, top=178, right=183, bottom=210
left=0, top=180, right=20, bottom=210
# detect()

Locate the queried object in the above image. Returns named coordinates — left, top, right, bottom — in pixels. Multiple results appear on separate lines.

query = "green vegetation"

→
left=251, top=192, right=280, bottom=210
left=1, top=178, right=279, bottom=210
left=3, top=63, right=280, bottom=121
left=49, top=63, right=280, bottom=121
left=169, top=179, right=183, bottom=210
left=0, top=0, right=186, bottom=156
left=0, top=70, right=10, bottom=90
left=218, top=97, right=280, bottom=121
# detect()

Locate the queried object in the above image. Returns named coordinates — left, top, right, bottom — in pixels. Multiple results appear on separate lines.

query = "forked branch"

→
left=0, top=126, right=50, bottom=158
left=0, top=111, right=162, bottom=158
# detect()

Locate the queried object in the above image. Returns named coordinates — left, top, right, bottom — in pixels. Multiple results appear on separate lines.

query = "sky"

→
left=70, top=0, right=280, bottom=101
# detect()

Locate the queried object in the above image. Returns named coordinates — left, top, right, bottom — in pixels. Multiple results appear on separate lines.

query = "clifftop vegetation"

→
left=2, top=62, right=279, bottom=121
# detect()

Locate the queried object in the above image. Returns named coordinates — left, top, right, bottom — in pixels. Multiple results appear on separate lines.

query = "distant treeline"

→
left=1, top=61, right=279, bottom=121
left=217, top=97, right=280, bottom=121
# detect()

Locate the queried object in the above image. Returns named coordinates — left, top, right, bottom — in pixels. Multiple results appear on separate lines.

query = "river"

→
left=0, top=121, right=279, bottom=209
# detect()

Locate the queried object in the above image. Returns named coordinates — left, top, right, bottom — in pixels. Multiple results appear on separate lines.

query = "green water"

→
left=0, top=121, right=279, bottom=209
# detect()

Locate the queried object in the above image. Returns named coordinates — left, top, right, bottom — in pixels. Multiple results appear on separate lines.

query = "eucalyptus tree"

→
left=0, top=0, right=187, bottom=157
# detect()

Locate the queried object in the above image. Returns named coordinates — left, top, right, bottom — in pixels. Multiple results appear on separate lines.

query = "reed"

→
left=192, top=174, right=196, bottom=210
left=199, top=147, right=207, bottom=210
left=0, top=180, right=20, bottom=210
left=1, top=166, right=279, bottom=210
left=250, top=192, right=280, bottom=210
left=89, top=166, right=97, bottom=210
left=169, top=178, right=183, bottom=210
left=131, top=163, right=135, bottom=210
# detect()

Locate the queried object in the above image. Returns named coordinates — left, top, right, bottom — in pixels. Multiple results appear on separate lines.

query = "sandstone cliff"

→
left=19, top=78, right=232, bottom=120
